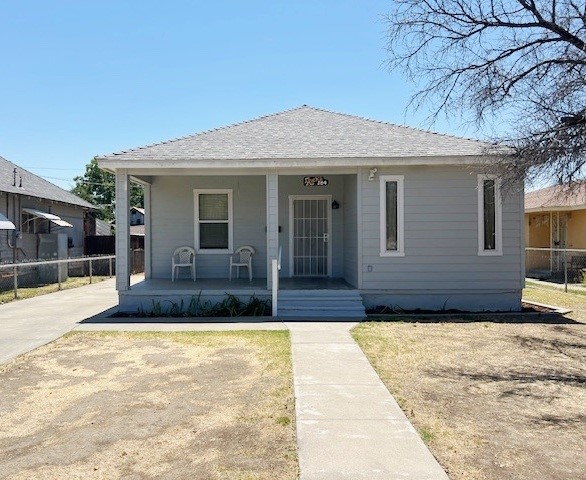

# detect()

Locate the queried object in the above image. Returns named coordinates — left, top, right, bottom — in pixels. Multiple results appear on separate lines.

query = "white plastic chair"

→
left=171, top=246, right=196, bottom=282
left=230, top=246, right=255, bottom=282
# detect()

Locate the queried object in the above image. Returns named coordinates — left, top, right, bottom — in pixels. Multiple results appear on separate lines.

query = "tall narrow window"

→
left=380, top=175, right=404, bottom=256
left=478, top=175, right=502, bottom=255
left=194, top=189, right=233, bottom=253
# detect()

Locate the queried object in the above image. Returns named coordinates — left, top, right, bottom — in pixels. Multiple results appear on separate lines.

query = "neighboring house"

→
left=525, top=182, right=586, bottom=279
left=97, top=106, right=523, bottom=315
left=130, top=206, right=145, bottom=226
left=0, top=155, right=96, bottom=263
left=129, top=207, right=145, bottom=249
left=525, top=182, right=586, bottom=249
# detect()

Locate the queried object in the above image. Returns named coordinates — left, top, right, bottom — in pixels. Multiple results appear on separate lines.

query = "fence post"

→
left=564, top=250, right=568, bottom=293
left=13, top=265, right=18, bottom=299
left=89, top=258, right=93, bottom=284
left=108, top=257, right=112, bottom=278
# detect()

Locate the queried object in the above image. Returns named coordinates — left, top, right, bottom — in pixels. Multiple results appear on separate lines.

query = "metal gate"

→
left=289, top=196, right=331, bottom=276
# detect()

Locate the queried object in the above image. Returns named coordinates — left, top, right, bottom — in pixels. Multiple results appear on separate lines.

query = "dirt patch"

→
left=0, top=331, right=297, bottom=480
left=353, top=322, right=586, bottom=480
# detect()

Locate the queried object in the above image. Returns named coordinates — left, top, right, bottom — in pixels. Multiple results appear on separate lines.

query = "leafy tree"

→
left=385, top=0, right=585, bottom=187
left=72, top=157, right=143, bottom=221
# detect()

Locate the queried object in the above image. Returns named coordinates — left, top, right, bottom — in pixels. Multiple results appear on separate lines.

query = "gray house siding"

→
left=49, top=204, right=85, bottom=258
left=0, top=192, right=86, bottom=262
left=150, top=175, right=267, bottom=279
left=0, top=192, right=17, bottom=263
left=343, top=174, right=358, bottom=287
left=359, top=166, right=522, bottom=311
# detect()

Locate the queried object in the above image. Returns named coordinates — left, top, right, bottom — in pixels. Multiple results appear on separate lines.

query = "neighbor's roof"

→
left=0, top=156, right=96, bottom=209
left=525, top=182, right=586, bottom=211
left=98, top=105, right=497, bottom=163
left=130, top=224, right=145, bottom=236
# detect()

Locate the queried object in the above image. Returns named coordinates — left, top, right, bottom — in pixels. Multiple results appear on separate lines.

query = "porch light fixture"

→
left=369, top=168, right=378, bottom=181
left=332, top=200, right=340, bottom=210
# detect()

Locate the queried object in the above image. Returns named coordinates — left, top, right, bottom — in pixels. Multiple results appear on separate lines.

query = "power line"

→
left=22, top=166, right=83, bottom=171
left=39, top=175, right=115, bottom=187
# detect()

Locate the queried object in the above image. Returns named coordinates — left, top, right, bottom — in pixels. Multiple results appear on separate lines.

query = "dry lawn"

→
left=0, top=331, right=297, bottom=480
left=353, top=321, right=586, bottom=480
left=523, top=281, right=586, bottom=323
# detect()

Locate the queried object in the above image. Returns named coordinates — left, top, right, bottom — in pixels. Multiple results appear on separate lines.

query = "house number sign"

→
left=303, top=176, right=329, bottom=186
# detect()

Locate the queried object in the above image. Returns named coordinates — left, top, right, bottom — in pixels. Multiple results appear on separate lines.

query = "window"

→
left=379, top=175, right=404, bottom=256
left=21, top=211, right=49, bottom=234
left=194, top=189, right=233, bottom=253
left=477, top=175, right=502, bottom=255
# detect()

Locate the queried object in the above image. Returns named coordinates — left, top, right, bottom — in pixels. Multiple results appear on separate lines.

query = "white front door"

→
left=289, top=195, right=331, bottom=277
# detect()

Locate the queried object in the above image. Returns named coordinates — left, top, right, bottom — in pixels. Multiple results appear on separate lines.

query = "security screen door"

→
left=290, top=196, right=330, bottom=276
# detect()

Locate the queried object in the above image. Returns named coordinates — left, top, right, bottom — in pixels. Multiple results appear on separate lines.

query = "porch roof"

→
left=97, top=106, right=503, bottom=167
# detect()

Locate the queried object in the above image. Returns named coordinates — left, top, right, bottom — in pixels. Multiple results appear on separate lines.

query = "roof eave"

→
left=97, top=154, right=499, bottom=171
left=0, top=188, right=97, bottom=211
left=525, top=205, right=586, bottom=213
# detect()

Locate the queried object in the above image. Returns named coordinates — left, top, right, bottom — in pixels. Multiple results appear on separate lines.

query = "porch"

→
left=114, top=170, right=360, bottom=292
left=129, top=277, right=355, bottom=293
left=119, top=276, right=362, bottom=315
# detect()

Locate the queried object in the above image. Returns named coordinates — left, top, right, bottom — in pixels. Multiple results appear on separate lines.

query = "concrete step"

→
left=277, top=289, right=366, bottom=318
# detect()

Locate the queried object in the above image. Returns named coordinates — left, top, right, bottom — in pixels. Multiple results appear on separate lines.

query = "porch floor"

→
left=127, top=277, right=354, bottom=294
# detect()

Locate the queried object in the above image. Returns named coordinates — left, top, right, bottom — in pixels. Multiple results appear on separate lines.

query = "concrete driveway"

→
left=0, top=279, right=118, bottom=364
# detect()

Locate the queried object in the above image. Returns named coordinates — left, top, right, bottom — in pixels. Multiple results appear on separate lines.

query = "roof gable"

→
left=0, top=156, right=96, bottom=209
left=98, top=106, right=495, bottom=163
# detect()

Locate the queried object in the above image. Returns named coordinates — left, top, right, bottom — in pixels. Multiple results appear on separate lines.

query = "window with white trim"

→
left=379, top=175, right=405, bottom=256
left=477, top=175, right=502, bottom=255
left=194, top=189, right=233, bottom=253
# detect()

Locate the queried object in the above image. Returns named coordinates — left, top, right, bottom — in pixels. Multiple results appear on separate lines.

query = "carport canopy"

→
left=22, top=208, right=73, bottom=228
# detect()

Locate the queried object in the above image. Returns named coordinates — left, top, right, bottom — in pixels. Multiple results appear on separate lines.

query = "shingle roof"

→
left=0, top=156, right=96, bottom=209
left=130, top=224, right=145, bottom=236
left=98, top=105, right=495, bottom=162
left=525, top=182, right=586, bottom=211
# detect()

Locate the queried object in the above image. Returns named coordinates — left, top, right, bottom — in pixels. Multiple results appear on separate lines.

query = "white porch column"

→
left=115, top=169, right=130, bottom=291
left=144, top=183, right=152, bottom=279
left=266, top=169, right=279, bottom=289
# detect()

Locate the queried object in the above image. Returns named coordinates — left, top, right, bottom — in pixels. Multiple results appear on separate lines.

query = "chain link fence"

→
left=526, top=248, right=586, bottom=290
left=0, top=255, right=116, bottom=299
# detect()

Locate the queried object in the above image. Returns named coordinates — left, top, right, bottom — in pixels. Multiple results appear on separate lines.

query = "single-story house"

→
left=0, top=155, right=97, bottom=263
left=97, top=106, right=524, bottom=316
left=525, top=182, right=586, bottom=279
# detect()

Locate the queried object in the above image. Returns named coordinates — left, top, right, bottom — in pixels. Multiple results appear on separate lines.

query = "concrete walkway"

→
left=287, top=321, right=448, bottom=480
left=0, top=279, right=118, bottom=364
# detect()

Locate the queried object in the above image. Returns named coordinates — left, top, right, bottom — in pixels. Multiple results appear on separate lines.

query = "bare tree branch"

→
left=385, top=0, right=586, bottom=188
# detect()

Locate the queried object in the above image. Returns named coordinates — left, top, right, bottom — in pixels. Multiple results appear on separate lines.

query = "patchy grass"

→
left=0, top=276, right=110, bottom=304
left=353, top=322, right=586, bottom=480
left=523, top=282, right=586, bottom=323
left=0, top=331, right=297, bottom=480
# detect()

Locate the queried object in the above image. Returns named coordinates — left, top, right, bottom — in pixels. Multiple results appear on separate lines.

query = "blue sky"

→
left=1, top=0, right=483, bottom=190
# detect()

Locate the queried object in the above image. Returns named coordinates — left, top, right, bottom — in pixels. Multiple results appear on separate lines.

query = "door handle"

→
left=323, top=233, right=329, bottom=243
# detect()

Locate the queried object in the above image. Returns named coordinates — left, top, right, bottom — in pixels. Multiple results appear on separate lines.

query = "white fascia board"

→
left=97, top=155, right=492, bottom=171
